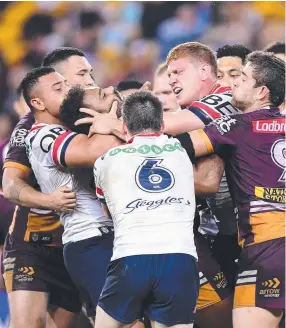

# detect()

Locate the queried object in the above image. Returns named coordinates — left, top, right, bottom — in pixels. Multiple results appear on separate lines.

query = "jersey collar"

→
left=127, top=133, right=162, bottom=144
left=30, top=123, right=48, bottom=132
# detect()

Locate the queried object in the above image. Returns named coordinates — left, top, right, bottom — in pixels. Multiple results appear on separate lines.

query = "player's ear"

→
left=161, top=121, right=165, bottom=133
left=122, top=122, right=128, bottom=137
left=257, top=85, right=270, bottom=102
left=30, top=97, right=45, bottom=111
left=200, top=64, right=212, bottom=81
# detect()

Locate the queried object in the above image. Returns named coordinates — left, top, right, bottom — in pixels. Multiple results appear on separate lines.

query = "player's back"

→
left=26, top=123, right=112, bottom=244
left=205, top=107, right=285, bottom=246
left=94, top=134, right=197, bottom=261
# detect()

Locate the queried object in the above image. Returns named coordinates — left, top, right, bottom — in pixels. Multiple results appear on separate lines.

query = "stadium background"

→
left=0, top=1, right=285, bottom=327
left=0, top=1, right=285, bottom=141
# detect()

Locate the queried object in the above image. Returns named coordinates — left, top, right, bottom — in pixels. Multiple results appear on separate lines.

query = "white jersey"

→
left=25, top=123, right=112, bottom=244
left=94, top=134, right=197, bottom=261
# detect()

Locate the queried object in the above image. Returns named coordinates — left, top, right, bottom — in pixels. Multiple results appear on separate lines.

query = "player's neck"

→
left=243, top=101, right=273, bottom=113
left=34, top=112, right=62, bottom=125
left=200, top=78, right=217, bottom=99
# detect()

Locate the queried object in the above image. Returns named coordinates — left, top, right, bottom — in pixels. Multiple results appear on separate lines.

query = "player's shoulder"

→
left=26, top=123, right=71, bottom=152
left=10, top=112, right=35, bottom=148
left=15, top=112, right=35, bottom=130
left=211, top=84, right=232, bottom=95
left=209, top=113, right=244, bottom=136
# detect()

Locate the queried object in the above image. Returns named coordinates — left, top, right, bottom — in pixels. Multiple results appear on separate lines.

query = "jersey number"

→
left=271, top=139, right=286, bottom=182
left=135, top=159, right=175, bottom=193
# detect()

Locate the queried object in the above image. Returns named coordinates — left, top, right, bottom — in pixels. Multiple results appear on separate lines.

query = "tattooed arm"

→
left=2, top=167, right=76, bottom=211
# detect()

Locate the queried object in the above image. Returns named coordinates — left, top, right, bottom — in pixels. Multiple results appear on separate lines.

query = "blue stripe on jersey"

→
left=60, top=134, right=76, bottom=167
left=186, top=106, right=213, bottom=125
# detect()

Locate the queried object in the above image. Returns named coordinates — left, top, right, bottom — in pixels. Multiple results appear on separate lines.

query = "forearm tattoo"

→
left=8, top=178, right=29, bottom=205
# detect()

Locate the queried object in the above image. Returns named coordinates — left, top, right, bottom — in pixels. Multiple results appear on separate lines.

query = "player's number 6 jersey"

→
left=94, top=135, right=197, bottom=261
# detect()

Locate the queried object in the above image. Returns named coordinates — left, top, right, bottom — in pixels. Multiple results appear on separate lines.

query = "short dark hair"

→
left=263, top=41, right=285, bottom=55
left=216, top=44, right=251, bottom=64
left=59, top=86, right=89, bottom=135
left=116, top=80, right=143, bottom=92
left=123, top=91, right=163, bottom=135
left=246, top=51, right=285, bottom=107
left=21, top=67, right=55, bottom=112
left=42, top=47, right=85, bottom=67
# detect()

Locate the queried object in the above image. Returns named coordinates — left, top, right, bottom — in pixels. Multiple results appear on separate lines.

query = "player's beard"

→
left=59, top=86, right=90, bottom=135
left=232, top=96, right=252, bottom=112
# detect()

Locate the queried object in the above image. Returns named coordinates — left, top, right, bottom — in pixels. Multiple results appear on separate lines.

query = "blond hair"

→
left=166, top=42, right=218, bottom=77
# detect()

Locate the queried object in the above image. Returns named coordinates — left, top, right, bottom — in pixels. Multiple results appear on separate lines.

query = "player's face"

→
left=83, top=86, right=123, bottom=113
left=153, top=72, right=179, bottom=112
left=168, top=57, right=202, bottom=107
left=232, top=63, right=260, bottom=111
left=55, top=55, right=95, bottom=88
left=217, top=56, right=243, bottom=89
left=32, top=72, right=70, bottom=118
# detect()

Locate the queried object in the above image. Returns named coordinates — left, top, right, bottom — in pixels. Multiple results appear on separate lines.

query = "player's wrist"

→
left=110, top=119, right=124, bottom=141
left=39, top=192, right=55, bottom=209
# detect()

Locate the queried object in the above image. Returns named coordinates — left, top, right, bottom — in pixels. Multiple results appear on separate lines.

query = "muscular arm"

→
left=193, top=155, right=224, bottom=196
left=3, top=167, right=52, bottom=208
left=163, top=110, right=205, bottom=135
left=3, top=167, right=76, bottom=211
left=65, top=134, right=123, bottom=168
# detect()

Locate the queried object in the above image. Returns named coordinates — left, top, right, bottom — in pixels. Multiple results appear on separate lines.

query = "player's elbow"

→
left=195, top=178, right=219, bottom=196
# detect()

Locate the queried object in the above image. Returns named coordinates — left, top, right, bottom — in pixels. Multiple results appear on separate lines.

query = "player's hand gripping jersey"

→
left=201, top=107, right=285, bottom=247
left=94, top=134, right=197, bottom=261
left=25, top=123, right=112, bottom=244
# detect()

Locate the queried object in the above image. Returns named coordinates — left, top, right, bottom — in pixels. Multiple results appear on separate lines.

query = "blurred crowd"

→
left=0, top=1, right=285, bottom=141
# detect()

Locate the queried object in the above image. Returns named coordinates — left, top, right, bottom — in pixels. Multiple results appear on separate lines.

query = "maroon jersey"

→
left=3, top=112, right=63, bottom=248
left=200, top=107, right=285, bottom=247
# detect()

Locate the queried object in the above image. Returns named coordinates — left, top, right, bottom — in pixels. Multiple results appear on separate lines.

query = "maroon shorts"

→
left=3, top=240, right=81, bottom=313
left=234, top=237, right=285, bottom=310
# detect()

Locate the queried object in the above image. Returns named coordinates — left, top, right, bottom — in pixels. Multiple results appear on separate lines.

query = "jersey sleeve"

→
left=186, top=92, right=240, bottom=125
left=93, top=157, right=105, bottom=201
left=50, top=131, right=77, bottom=168
left=199, top=115, right=241, bottom=158
left=4, top=113, right=34, bottom=173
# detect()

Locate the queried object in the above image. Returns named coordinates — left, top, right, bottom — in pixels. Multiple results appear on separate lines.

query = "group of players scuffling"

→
left=0, top=40, right=285, bottom=328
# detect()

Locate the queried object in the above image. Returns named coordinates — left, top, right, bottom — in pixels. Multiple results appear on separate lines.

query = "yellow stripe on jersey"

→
left=4, top=161, right=31, bottom=174
left=197, top=130, right=214, bottom=154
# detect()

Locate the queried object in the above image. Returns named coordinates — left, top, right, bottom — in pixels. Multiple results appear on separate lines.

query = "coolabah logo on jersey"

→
left=213, top=116, right=237, bottom=135
left=252, top=119, right=286, bottom=133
